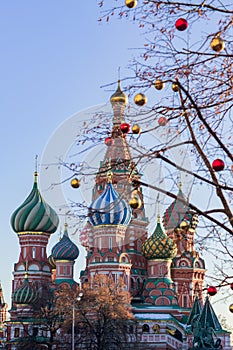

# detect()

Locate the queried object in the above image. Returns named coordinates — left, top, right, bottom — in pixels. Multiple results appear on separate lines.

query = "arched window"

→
left=142, top=324, right=149, bottom=333
left=14, top=328, right=20, bottom=338
left=32, top=247, right=36, bottom=259
left=109, top=237, right=112, bottom=250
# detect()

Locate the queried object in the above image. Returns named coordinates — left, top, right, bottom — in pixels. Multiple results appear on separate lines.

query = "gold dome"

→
left=110, top=80, right=128, bottom=105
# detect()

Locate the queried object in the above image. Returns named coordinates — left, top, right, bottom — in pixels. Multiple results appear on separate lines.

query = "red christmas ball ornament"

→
left=105, top=137, right=114, bottom=146
left=207, top=286, right=217, bottom=296
left=120, top=123, right=130, bottom=134
left=230, top=283, right=233, bottom=290
left=175, top=18, right=188, bottom=31
left=158, top=116, right=168, bottom=126
left=212, top=159, right=225, bottom=172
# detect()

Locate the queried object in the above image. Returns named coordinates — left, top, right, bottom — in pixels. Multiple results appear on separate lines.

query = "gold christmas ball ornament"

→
left=210, top=37, right=225, bottom=52
left=70, top=178, right=80, bottom=189
left=134, top=93, right=147, bottom=106
left=180, top=221, right=189, bottom=228
left=125, top=0, right=137, bottom=8
left=129, top=196, right=142, bottom=209
left=172, top=82, right=179, bottom=92
left=229, top=304, right=233, bottom=313
left=154, top=79, right=165, bottom=90
left=132, top=124, right=141, bottom=134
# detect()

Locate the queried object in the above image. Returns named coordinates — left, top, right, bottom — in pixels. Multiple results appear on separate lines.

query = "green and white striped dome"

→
left=13, top=275, right=38, bottom=305
left=11, top=172, right=59, bottom=234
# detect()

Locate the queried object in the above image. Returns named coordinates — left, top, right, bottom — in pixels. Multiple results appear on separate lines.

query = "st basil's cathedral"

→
left=0, top=82, right=231, bottom=349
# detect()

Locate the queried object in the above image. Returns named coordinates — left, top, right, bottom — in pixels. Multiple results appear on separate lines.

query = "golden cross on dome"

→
left=34, top=155, right=39, bottom=183
left=35, top=154, right=38, bottom=173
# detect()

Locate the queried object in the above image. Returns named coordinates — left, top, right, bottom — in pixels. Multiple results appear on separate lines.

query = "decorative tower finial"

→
left=34, top=155, right=39, bottom=183
left=35, top=154, right=38, bottom=173
left=157, top=214, right=161, bottom=223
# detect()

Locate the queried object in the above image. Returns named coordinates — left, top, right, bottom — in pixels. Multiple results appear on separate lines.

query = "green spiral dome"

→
left=13, top=276, right=38, bottom=305
left=142, top=217, right=177, bottom=260
left=11, top=172, right=59, bottom=234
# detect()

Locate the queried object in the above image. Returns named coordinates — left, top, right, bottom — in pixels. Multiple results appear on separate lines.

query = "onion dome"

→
left=142, top=216, right=177, bottom=260
left=52, top=224, right=79, bottom=261
left=88, top=180, right=131, bottom=227
left=110, top=80, right=128, bottom=106
left=13, top=275, right=38, bottom=305
left=11, top=172, right=59, bottom=234
left=162, top=183, right=198, bottom=230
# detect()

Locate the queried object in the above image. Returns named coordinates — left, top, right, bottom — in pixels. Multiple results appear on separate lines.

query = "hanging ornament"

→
left=210, top=37, right=225, bottom=52
left=129, top=196, right=142, bottom=209
left=158, top=116, right=168, bottom=126
left=125, top=0, right=137, bottom=8
left=212, top=159, right=225, bottom=172
left=134, top=93, right=147, bottom=106
left=229, top=304, right=233, bottom=313
left=70, top=178, right=80, bottom=189
left=230, top=283, right=233, bottom=290
left=105, top=137, right=114, bottom=146
left=154, top=79, right=165, bottom=90
left=180, top=221, right=189, bottom=229
left=175, top=18, right=188, bottom=31
left=120, top=123, right=130, bottom=134
left=132, top=124, right=141, bottom=134
left=207, top=286, right=217, bottom=296
left=172, top=83, right=179, bottom=92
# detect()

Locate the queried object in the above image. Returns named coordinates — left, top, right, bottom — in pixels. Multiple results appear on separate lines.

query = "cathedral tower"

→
left=80, top=81, right=148, bottom=296
left=10, top=171, right=59, bottom=289
left=163, top=184, right=206, bottom=308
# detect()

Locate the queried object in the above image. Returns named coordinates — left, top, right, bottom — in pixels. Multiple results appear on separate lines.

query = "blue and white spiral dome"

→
left=88, top=182, right=131, bottom=226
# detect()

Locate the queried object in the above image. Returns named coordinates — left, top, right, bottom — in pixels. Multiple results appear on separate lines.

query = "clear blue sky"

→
left=0, top=1, right=232, bottom=329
